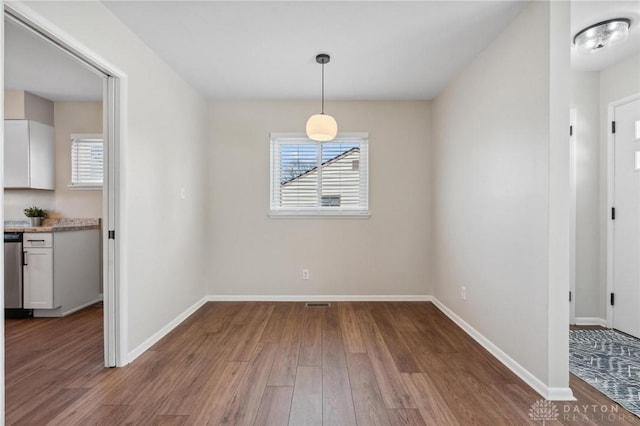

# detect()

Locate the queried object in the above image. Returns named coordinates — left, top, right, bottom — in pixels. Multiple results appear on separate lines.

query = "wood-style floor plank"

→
left=253, top=386, right=294, bottom=426
left=338, top=302, right=367, bottom=353
left=346, top=353, right=392, bottom=426
left=289, top=366, right=322, bottom=426
left=386, top=409, right=428, bottom=426
left=299, top=306, right=324, bottom=366
left=322, top=306, right=358, bottom=425
left=401, top=373, right=457, bottom=425
left=6, top=301, right=640, bottom=425
left=219, top=343, right=279, bottom=425
left=359, top=322, right=416, bottom=409
left=267, top=303, right=304, bottom=387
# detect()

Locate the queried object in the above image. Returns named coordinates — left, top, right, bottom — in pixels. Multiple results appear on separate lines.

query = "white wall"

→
left=17, top=1, right=209, bottom=355
left=52, top=102, right=103, bottom=219
left=571, top=71, right=600, bottom=319
left=599, top=52, right=640, bottom=318
left=207, top=100, right=431, bottom=297
left=432, top=1, right=570, bottom=397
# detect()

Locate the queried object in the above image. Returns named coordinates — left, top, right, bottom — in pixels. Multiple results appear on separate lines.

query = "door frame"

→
left=569, top=108, right=577, bottom=325
left=2, top=3, right=128, bottom=366
left=606, top=93, right=640, bottom=328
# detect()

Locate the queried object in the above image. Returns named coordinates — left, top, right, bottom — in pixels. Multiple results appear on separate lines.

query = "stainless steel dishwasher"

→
left=4, top=232, right=32, bottom=318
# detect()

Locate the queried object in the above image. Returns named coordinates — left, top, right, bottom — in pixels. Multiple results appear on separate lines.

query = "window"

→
left=70, top=134, right=103, bottom=189
left=270, top=133, right=369, bottom=216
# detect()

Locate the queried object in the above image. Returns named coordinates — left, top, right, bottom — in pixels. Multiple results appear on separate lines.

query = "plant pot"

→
left=29, top=217, right=42, bottom=227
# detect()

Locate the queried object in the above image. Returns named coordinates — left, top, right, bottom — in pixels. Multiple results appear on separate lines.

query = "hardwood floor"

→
left=5, top=302, right=640, bottom=425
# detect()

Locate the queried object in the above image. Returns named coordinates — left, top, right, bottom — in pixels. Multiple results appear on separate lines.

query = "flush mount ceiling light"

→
left=573, top=18, right=631, bottom=54
left=306, top=53, right=338, bottom=142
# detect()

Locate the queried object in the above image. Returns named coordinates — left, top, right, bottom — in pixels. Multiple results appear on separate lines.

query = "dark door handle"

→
left=22, top=251, right=27, bottom=266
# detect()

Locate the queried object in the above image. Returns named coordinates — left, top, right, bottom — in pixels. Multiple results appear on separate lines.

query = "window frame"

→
left=69, top=133, right=104, bottom=190
left=269, top=132, right=370, bottom=218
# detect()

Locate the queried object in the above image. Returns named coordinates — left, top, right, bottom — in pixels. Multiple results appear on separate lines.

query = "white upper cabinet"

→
left=4, top=119, right=55, bottom=190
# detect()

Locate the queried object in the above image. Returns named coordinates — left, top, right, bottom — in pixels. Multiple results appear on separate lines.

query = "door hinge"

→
left=569, top=125, right=573, bottom=136
left=612, top=121, right=616, bottom=134
left=569, top=291, right=572, bottom=302
left=108, top=230, right=115, bottom=240
left=611, top=207, right=616, bottom=220
left=611, top=293, right=615, bottom=306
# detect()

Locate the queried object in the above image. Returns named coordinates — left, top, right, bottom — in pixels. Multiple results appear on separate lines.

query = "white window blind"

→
left=270, top=133, right=369, bottom=216
left=70, top=134, right=103, bottom=188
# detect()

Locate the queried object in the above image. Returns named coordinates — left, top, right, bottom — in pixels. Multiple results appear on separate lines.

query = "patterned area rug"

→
left=570, top=329, right=640, bottom=417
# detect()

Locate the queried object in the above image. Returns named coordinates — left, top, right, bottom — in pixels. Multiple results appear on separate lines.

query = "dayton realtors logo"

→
left=529, top=400, right=560, bottom=424
left=529, top=399, right=634, bottom=423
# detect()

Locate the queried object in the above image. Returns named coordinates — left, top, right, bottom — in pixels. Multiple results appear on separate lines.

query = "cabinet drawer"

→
left=23, top=233, right=53, bottom=248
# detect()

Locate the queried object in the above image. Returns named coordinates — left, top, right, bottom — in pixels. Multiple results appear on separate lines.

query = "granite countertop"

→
left=5, top=218, right=101, bottom=233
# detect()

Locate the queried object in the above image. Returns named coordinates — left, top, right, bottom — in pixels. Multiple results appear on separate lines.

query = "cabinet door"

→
left=23, top=248, right=54, bottom=309
left=28, top=121, right=55, bottom=190
left=4, top=120, right=30, bottom=188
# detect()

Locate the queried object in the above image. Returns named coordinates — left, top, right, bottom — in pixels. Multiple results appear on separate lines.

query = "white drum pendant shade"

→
left=306, top=113, right=338, bottom=141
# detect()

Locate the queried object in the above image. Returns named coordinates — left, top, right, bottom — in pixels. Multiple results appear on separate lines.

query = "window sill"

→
left=268, top=210, right=371, bottom=219
left=68, top=185, right=103, bottom=191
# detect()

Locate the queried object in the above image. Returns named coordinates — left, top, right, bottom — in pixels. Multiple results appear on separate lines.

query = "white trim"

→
left=268, top=211, right=370, bottom=219
left=128, top=297, right=207, bottom=363
left=569, top=108, right=577, bottom=325
left=574, top=317, right=608, bottom=327
left=207, top=294, right=433, bottom=302
left=68, top=184, right=102, bottom=191
left=1, top=6, right=6, bottom=422
left=270, top=132, right=370, bottom=140
left=606, top=93, right=640, bottom=329
left=431, top=298, right=575, bottom=401
left=70, top=133, right=102, bottom=140
left=62, top=298, right=104, bottom=317
left=33, top=298, right=104, bottom=318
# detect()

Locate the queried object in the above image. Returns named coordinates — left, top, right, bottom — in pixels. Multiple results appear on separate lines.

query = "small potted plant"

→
left=24, top=206, right=47, bottom=227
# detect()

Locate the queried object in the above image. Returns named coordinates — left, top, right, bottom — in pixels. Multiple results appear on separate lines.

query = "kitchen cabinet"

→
left=4, top=119, right=55, bottom=190
left=23, top=234, right=55, bottom=309
left=22, top=230, right=100, bottom=316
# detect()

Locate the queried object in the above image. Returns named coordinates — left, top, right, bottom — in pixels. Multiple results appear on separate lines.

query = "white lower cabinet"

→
left=23, top=247, right=55, bottom=309
left=23, top=233, right=56, bottom=309
left=22, top=230, right=100, bottom=316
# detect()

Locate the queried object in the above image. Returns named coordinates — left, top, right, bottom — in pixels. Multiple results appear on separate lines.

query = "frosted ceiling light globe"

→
left=573, top=18, right=631, bottom=54
left=306, top=113, right=338, bottom=141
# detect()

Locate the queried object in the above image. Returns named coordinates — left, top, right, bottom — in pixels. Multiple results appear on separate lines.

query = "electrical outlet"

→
left=302, top=269, right=310, bottom=280
left=461, top=286, right=467, bottom=300
left=180, top=187, right=186, bottom=200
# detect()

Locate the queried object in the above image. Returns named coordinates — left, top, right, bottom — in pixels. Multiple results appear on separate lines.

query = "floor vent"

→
left=305, top=302, right=331, bottom=308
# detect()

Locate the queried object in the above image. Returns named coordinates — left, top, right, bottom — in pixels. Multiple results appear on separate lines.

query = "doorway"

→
left=2, top=4, right=123, bottom=368
left=608, top=95, right=640, bottom=338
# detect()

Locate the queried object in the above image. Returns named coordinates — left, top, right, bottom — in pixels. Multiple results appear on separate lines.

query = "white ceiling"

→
left=103, top=1, right=528, bottom=100
left=4, top=18, right=104, bottom=102
left=571, top=1, right=640, bottom=71
left=4, top=1, right=638, bottom=102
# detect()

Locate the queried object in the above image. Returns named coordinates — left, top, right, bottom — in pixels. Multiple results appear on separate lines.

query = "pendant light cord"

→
left=321, top=61, right=325, bottom=115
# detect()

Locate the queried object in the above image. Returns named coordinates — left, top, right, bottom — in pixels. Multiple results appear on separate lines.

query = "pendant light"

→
left=306, top=53, right=338, bottom=141
left=573, top=18, right=631, bottom=54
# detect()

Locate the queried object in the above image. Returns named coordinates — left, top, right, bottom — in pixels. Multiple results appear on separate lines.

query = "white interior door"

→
left=612, top=98, right=640, bottom=337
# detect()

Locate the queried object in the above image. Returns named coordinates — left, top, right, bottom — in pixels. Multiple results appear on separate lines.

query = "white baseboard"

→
left=431, top=298, right=575, bottom=401
left=34, top=297, right=103, bottom=318
left=128, top=296, right=207, bottom=363
left=206, top=294, right=433, bottom=302
left=61, top=297, right=104, bottom=317
left=574, top=317, right=607, bottom=327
